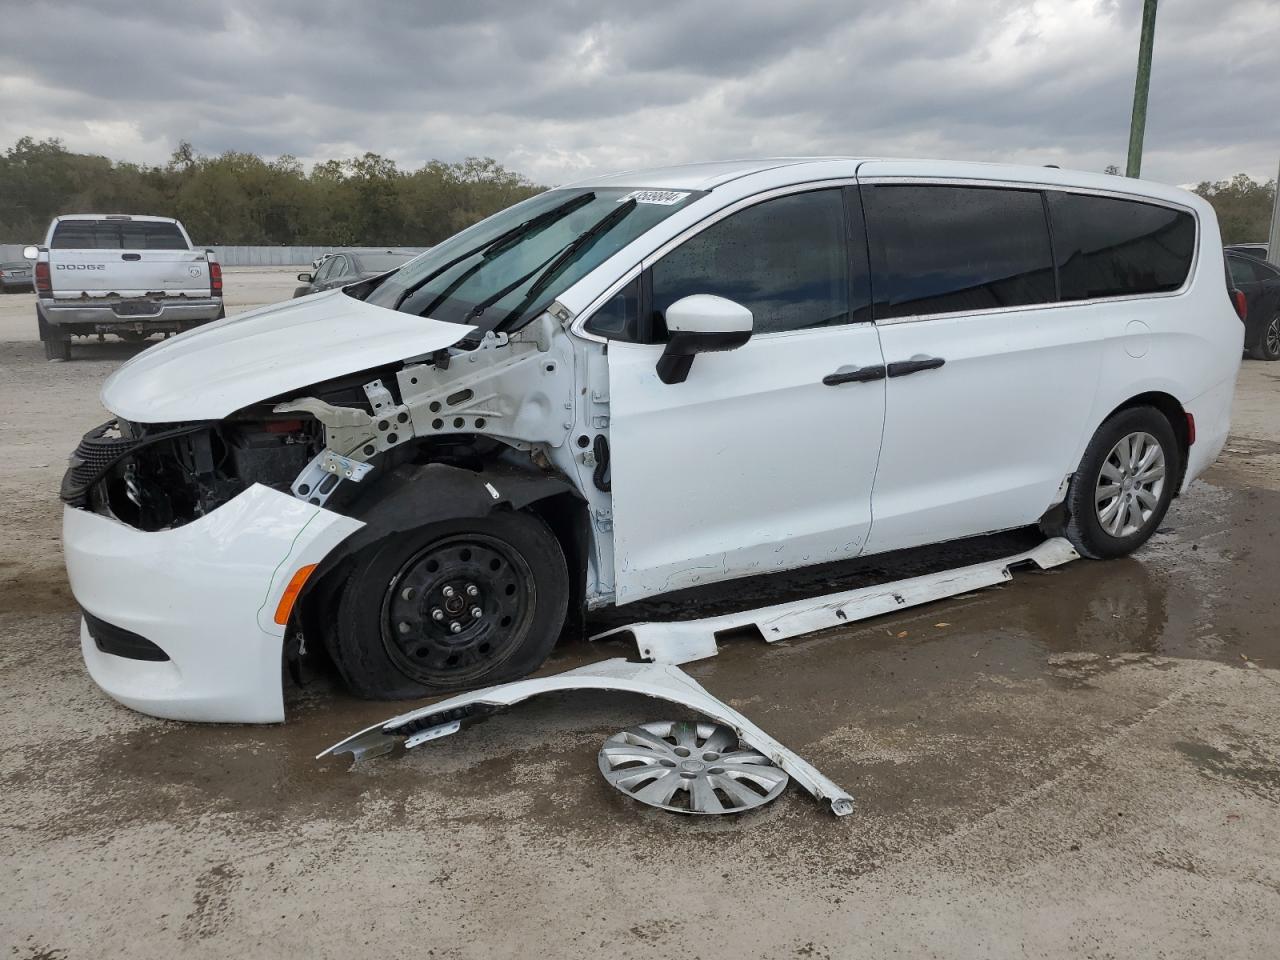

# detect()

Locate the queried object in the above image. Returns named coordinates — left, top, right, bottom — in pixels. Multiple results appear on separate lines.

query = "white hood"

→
left=101, top=290, right=474, bottom=423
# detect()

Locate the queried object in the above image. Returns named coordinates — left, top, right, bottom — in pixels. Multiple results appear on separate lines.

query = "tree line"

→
left=0, top=137, right=542, bottom=246
left=1, top=136, right=1275, bottom=246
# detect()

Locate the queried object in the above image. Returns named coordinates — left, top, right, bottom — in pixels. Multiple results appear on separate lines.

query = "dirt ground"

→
left=3, top=269, right=1280, bottom=959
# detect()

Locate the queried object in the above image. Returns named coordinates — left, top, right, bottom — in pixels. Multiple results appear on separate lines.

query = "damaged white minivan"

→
left=62, top=158, right=1243, bottom=723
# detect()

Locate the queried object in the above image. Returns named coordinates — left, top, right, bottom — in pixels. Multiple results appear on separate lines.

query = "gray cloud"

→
left=0, top=0, right=1276, bottom=187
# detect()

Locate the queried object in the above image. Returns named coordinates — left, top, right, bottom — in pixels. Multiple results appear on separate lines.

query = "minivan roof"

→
left=564, top=158, right=1197, bottom=207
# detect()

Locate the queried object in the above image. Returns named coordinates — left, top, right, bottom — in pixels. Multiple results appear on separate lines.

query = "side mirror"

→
left=22, top=245, right=38, bottom=260
left=656, top=295, right=753, bottom=384
left=297, top=272, right=313, bottom=283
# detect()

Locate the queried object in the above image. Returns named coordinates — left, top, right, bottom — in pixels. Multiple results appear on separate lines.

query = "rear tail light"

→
left=35, top=261, right=51, bottom=294
left=210, top=260, right=223, bottom=298
left=1232, top=289, right=1247, bottom=322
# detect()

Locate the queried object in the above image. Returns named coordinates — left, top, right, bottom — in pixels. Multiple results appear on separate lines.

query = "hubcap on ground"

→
left=382, top=534, right=533, bottom=683
left=598, top=720, right=789, bottom=814
left=1267, top=315, right=1280, bottom=357
left=1094, top=431, right=1165, bottom=538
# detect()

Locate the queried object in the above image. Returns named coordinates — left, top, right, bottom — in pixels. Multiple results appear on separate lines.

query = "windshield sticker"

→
left=618, top=190, right=690, bottom=206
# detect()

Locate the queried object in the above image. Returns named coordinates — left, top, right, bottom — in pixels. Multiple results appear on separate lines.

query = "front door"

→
left=604, top=187, right=887, bottom=603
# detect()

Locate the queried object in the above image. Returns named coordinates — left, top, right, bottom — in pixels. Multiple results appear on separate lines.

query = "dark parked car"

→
left=0, top=259, right=34, bottom=291
left=1228, top=250, right=1280, bottom=360
left=293, top=250, right=418, bottom=297
left=1226, top=243, right=1269, bottom=261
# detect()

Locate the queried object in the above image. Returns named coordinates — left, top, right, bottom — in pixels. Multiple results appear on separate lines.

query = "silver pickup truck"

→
left=28, top=214, right=224, bottom=360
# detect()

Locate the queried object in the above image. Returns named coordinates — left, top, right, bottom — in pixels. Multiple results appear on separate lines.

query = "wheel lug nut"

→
left=470, top=606, right=482, bottom=619
left=431, top=608, right=444, bottom=622
left=401, top=587, right=417, bottom=601
left=466, top=584, right=479, bottom=597
left=397, top=621, right=411, bottom=635
left=449, top=621, right=462, bottom=634
left=443, top=586, right=456, bottom=599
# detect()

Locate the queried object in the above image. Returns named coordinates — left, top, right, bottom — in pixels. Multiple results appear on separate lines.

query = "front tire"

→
left=1064, top=406, right=1179, bottom=559
left=1247, top=311, right=1280, bottom=361
left=332, top=511, right=569, bottom=699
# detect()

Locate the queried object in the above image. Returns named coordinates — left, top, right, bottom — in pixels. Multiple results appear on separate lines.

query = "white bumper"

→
left=1182, top=375, right=1236, bottom=492
left=64, top=485, right=363, bottom=723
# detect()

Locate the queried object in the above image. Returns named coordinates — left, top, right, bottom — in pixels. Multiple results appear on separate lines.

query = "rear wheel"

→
left=37, top=308, right=70, bottom=361
left=1247, top=311, right=1280, bottom=361
left=1064, top=406, right=1179, bottom=559
left=332, top=511, right=569, bottom=699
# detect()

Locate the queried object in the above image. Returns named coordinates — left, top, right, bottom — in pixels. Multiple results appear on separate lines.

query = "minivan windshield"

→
left=363, top=187, right=698, bottom=334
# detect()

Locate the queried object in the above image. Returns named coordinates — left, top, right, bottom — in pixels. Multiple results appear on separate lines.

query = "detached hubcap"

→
left=382, top=534, right=533, bottom=683
left=1095, top=431, right=1165, bottom=538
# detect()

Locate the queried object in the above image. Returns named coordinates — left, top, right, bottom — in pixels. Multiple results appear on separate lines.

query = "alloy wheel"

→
left=1094, top=431, right=1166, bottom=538
left=1267, top=314, right=1280, bottom=358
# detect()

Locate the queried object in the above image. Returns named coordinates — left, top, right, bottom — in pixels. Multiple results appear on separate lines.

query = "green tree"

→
left=1193, top=174, right=1276, bottom=245
left=0, top=135, right=542, bottom=246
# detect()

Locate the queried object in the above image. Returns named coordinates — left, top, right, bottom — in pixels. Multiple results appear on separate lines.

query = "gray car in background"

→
left=293, top=250, right=419, bottom=297
left=0, top=260, right=34, bottom=291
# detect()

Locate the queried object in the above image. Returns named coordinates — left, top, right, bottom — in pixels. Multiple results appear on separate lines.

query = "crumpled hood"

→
left=101, top=289, right=474, bottom=423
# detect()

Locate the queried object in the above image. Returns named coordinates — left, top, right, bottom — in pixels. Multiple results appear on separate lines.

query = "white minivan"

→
left=61, top=159, right=1244, bottom=723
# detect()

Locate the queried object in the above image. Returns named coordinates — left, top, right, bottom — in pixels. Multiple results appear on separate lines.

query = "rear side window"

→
left=50, top=221, right=116, bottom=249
left=117, top=221, right=188, bottom=250
left=649, top=189, right=855, bottom=336
left=50, top=220, right=188, bottom=250
left=863, top=185, right=1056, bottom=319
left=1228, top=256, right=1259, bottom=286
left=1047, top=193, right=1194, bottom=299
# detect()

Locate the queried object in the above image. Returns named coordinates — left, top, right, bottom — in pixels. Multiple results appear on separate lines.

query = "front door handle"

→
left=822, top=364, right=886, bottom=386
left=887, top=355, right=946, bottom=378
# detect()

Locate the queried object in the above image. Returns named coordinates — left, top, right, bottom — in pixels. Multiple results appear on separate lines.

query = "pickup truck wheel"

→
left=37, top=309, right=70, bottom=361
left=1064, top=406, right=1178, bottom=559
left=332, top=511, right=568, bottom=699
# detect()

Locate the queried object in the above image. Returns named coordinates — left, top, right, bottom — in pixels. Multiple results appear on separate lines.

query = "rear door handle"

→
left=887, top=356, right=945, bottom=378
left=822, top=364, right=886, bottom=386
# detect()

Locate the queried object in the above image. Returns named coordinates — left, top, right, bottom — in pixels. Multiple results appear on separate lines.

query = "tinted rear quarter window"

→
left=1047, top=193, right=1195, bottom=299
left=863, top=185, right=1056, bottom=318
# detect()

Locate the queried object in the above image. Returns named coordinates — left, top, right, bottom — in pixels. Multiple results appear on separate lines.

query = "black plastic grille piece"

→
left=83, top=609, right=170, bottom=662
left=61, top=421, right=140, bottom=503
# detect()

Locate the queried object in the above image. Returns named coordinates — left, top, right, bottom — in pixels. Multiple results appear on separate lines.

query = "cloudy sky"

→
left=1, top=0, right=1276, bottom=187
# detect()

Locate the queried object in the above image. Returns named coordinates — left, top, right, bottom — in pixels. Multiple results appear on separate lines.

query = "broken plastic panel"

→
left=592, top=537, right=1079, bottom=665
left=320, top=658, right=855, bottom=817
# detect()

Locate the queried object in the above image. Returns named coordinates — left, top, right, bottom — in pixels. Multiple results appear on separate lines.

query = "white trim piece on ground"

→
left=591, top=537, right=1080, bottom=666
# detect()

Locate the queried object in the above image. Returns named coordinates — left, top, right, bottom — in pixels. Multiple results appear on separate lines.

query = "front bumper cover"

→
left=64, top=484, right=363, bottom=723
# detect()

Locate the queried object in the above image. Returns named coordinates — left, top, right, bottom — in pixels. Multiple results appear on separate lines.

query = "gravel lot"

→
left=3, top=268, right=1280, bottom=959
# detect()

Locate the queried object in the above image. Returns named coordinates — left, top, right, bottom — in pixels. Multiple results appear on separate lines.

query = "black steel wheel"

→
left=332, top=511, right=569, bottom=699
left=382, top=533, right=536, bottom=685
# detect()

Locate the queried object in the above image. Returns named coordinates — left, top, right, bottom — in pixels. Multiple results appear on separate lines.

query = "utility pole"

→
left=1268, top=157, right=1280, bottom=267
left=1126, top=0, right=1159, bottom=178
